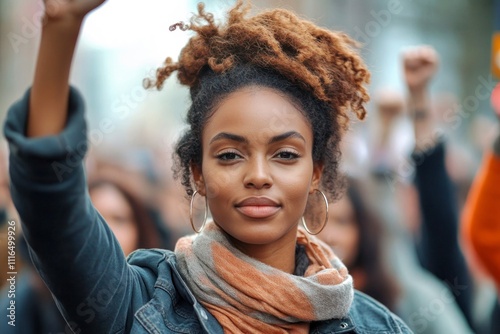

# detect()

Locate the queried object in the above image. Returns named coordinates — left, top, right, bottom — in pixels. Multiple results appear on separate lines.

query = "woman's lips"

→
left=235, top=197, right=281, bottom=219
left=235, top=205, right=281, bottom=219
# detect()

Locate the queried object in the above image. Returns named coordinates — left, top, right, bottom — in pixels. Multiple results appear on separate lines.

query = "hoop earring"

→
left=190, top=190, right=208, bottom=233
left=301, top=189, right=329, bottom=235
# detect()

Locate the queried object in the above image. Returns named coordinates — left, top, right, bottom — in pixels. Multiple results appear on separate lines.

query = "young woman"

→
left=4, top=0, right=412, bottom=333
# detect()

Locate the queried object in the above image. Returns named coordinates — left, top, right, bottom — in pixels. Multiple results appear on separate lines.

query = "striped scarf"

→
left=174, top=221, right=354, bottom=334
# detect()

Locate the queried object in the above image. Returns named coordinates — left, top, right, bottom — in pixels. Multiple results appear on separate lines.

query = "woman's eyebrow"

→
left=209, top=131, right=305, bottom=145
left=268, top=131, right=306, bottom=144
left=209, top=132, right=248, bottom=145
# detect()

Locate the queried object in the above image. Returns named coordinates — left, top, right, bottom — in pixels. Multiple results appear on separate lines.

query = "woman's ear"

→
left=310, top=162, right=324, bottom=193
left=190, top=162, right=206, bottom=196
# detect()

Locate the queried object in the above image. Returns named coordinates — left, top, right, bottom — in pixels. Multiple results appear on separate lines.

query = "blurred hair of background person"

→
left=0, top=176, right=165, bottom=333
left=461, top=83, right=500, bottom=334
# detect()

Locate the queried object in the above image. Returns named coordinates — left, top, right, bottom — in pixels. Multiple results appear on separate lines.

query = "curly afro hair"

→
left=145, top=0, right=370, bottom=200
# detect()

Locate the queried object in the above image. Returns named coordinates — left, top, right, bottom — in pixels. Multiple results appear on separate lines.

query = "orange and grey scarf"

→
left=174, top=221, right=354, bottom=334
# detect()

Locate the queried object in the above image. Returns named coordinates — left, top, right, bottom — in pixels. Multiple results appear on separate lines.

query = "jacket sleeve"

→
left=3, top=87, right=155, bottom=333
left=461, top=151, right=500, bottom=289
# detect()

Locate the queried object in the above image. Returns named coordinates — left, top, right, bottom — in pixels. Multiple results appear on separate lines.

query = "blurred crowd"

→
left=0, top=2, right=500, bottom=334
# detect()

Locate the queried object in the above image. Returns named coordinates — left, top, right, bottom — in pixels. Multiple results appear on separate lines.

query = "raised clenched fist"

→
left=402, top=45, right=439, bottom=93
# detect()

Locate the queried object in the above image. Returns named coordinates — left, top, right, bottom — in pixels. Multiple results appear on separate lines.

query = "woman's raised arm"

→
left=28, top=0, right=106, bottom=137
left=3, top=2, right=160, bottom=332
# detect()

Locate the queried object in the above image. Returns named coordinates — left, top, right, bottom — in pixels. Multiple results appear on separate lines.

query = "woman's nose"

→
left=243, top=156, right=273, bottom=189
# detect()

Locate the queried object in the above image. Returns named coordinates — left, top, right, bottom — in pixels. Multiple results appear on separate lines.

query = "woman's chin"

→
left=216, top=217, right=299, bottom=247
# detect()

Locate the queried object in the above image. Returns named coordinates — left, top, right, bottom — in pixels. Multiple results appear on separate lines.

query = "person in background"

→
left=461, top=83, right=500, bottom=334
left=402, top=45, right=474, bottom=327
left=89, top=178, right=164, bottom=254
left=317, top=178, right=401, bottom=312
left=346, top=45, right=474, bottom=333
left=86, top=150, right=175, bottom=250
left=318, top=173, right=473, bottom=334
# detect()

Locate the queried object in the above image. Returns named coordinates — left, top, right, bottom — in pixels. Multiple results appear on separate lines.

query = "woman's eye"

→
left=217, top=152, right=241, bottom=161
left=276, top=151, right=299, bottom=160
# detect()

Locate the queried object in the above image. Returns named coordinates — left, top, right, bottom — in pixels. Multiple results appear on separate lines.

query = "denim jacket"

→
left=4, top=87, right=412, bottom=334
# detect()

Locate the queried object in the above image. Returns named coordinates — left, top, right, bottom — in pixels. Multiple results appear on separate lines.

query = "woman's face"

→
left=90, top=184, right=140, bottom=256
left=318, top=196, right=359, bottom=267
left=192, top=86, right=322, bottom=248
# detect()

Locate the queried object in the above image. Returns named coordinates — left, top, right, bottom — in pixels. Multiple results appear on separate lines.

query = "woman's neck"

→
left=226, top=228, right=298, bottom=274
